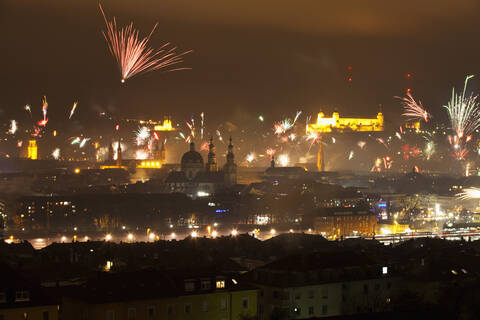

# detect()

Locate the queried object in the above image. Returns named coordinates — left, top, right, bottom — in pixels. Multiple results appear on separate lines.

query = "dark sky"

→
left=2, top=0, right=480, bottom=128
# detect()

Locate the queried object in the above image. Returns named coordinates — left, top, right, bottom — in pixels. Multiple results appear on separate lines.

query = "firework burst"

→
left=457, top=187, right=480, bottom=200
left=99, top=4, right=191, bottom=83
left=397, top=92, right=430, bottom=122
left=444, top=75, right=480, bottom=139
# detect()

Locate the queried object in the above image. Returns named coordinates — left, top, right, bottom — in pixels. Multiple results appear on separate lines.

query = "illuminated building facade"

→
left=306, top=111, right=384, bottom=134
left=154, top=118, right=175, bottom=132
left=313, top=208, right=377, bottom=239
left=306, top=111, right=384, bottom=171
left=27, top=140, right=38, bottom=160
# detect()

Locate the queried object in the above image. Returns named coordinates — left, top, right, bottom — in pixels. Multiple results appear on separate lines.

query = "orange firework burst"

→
left=99, top=4, right=191, bottom=83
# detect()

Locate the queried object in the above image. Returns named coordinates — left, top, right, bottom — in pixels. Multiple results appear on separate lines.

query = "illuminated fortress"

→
left=306, top=111, right=384, bottom=133
left=306, top=111, right=384, bottom=171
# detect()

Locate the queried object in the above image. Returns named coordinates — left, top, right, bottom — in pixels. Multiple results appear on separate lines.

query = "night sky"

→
left=2, top=0, right=480, bottom=128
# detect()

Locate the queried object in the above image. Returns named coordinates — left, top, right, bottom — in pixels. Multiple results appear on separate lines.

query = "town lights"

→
left=61, top=236, right=67, bottom=242
left=270, top=229, right=276, bottom=235
left=148, top=233, right=155, bottom=241
left=84, top=236, right=89, bottom=241
left=127, top=233, right=134, bottom=241
left=211, top=230, right=218, bottom=238
left=170, top=232, right=176, bottom=239
left=105, top=234, right=112, bottom=241
left=231, top=229, right=238, bottom=236
left=191, top=231, right=198, bottom=238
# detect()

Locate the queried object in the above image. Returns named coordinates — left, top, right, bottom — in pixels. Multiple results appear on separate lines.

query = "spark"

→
left=397, top=92, right=430, bottom=122
left=395, top=132, right=402, bottom=140
left=200, top=141, right=209, bottom=151
left=265, top=148, right=276, bottom=158
left=424, top=141, right=435, bottom=160
left=69, top=101, right=78, bottom=119
left=135, top=126, right=150, bottom=145
left=9, top=120, right=17, bottom=135
left=278, top=154, right=289, bottom=167
left=444, top=75, right=480, bottom=139
left=24, top=105, right=32, bottom=117
left=37, top=119, right=48, bottom=127
left=246, top=153, right=255, bottom=163
left=348, top=151, right=354, bottom=160
left=52, top=148, right=60, bottom=160
left=99, top=4, right=191, bottom=83
left=79, top=138, right=90, bottom=148
left=258, top=115, right=264, bottom=122
left=357, top=141, right=366, bottom=149
left=457, top=187, right=480, bottom=200
left=135, top=149, right=148, bottom=159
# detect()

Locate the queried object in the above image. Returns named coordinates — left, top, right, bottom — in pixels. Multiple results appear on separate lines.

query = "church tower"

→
left=206, top=137, right=217, bottom=172
left=160, top=140, right=166, bottom=165
left=153, top=139, right=166, bottom=165
left=116, top=140, right=122, bottom=167
left=223, top=137, right=237, bottom=186
left=108, top=141, right=114, bottom=162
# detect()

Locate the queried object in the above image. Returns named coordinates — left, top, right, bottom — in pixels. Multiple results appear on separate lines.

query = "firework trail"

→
left=348, top=151, right=354, bottom=160
left=99, top=4, right=191, bottom=83
left=397, top=92, right=430, bottom=122
left=376, top=138, right=389, bottom=149
left=200, top=112, right=204, bottom=139
left=70, top=137, right=81, bottom=145
left=457, top=187, right=480, bottom=200
left=444, top=75, right=480, bottom=138
left=79, top=138, right=90, bottom=148
left=41, top=96, right=48, bottom=121
left=9, top=120, right=17, bottom=135
left=69, top=101, right=78, bottom=119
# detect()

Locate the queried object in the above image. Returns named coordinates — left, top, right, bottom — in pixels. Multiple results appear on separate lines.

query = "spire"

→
left=271, top=156, right=275, bottom=168
left=116, top=140, right=122, bottom=166
left=108, top=141, right=114, bottom=162
left=226, top=136, right=234, bottom=164
left=190, top=140, right=195, bottom=151
left=206, top=136, right=217, bottom=172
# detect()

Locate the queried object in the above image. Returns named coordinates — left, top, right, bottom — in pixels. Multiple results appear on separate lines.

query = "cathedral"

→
left=165, top=137, right=237, bottom=197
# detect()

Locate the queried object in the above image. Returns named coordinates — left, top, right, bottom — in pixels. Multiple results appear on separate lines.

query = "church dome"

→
left=181, top=141, right=204, bottom=168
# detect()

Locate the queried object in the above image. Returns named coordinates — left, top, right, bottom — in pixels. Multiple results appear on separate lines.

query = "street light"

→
left=231, top=229, right=238, bottom=236
left=105, top=234, right=112, bottom=241
left=270, top=228, right=276, bottom=235
left=212, top=230, right=218, bottom=238
left=127, top=233, right=134, bottom=241
left=191, top=231, right=198, bottom=238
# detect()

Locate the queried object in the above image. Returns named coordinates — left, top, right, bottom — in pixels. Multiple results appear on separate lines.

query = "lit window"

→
left=216, top=280, right=225, bottom=289
left=185, top=282, right=195, bottom=292
left=200, top=280, right=211, bottom=290
left=382, top=266, right=388, bottom=275
left=15, top=290, right=30, bottom=302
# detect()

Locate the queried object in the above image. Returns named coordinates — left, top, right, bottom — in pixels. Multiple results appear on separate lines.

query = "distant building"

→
left=27, top=140, right=38, bottom=160
left=62, top=271, right=257, bottom=320
left=313, top=207, right=378, bottom=239
left=0, top=264, right=59, bottom=320
left=245, top=251, right=395, bottom=320
left=165, top=138, right=237, bottom=197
